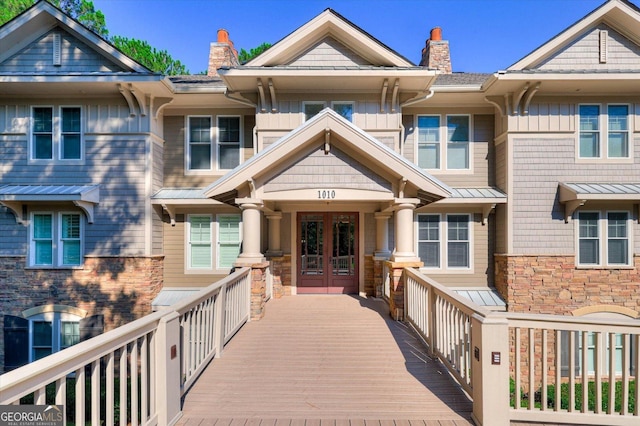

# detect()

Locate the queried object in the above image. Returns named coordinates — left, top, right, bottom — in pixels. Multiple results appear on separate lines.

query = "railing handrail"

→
left=0, top=267, right=252, bottom=405
left=503, top=311, right=640, bottom=330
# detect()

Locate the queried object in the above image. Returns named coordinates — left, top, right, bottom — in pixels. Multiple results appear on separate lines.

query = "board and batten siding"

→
left=288, top=36, right=372, bottom=67
left=416, top=212, right=491, bottom=287
left=511, top=136, right=640, bottom=255
left=535, top=24, right=640, bottom=71
left=0, top=29, right=125, bottom=73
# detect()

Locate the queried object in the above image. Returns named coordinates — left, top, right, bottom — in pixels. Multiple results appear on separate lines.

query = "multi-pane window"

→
left=304, top=102, right=325, bottom=121
left=188, top=215, right=212, bottom=269
left=29, top=313, right=80, bottom=362
left=417, top=116, right=440, bottom=169
left=577, top=211, right=630, bottom=267
left=417, top=214, right=471, bottom=270
left=188, top=116, right=212, bottom=170
left=332, top=102, right=354, bottom=122
left=31, top=106, right=82, bottom=160
left=31, top=212, right=82, bottom=267
left=579, top=104, right=630, bottom=159
left=218, top=214, right=241, bottom=269
left=218, top=116, right=241, bottom=169
left=303, top=101, right=354, bottom=122
left=417, top=115, right=471, bottom=170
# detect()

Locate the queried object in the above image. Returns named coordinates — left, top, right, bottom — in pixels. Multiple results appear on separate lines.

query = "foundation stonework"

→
left=0, top=256, right=164, bottom=373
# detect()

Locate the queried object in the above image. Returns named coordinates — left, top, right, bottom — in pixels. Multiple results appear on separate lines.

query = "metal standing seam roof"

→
left=0, top=184, right=99, bottom=201
left=448, top=187, right=507, bottom=199
left=151, top=289, right=202, bottom=309
left=562, top=183, right=640, bottom=196
left=151, top=188, right=208, bottom=200
left=453, top=288, right=507, bottom=310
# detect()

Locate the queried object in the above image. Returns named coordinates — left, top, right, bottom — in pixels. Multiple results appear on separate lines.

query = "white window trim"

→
left=416, top=213, right=473, bottom=274
left=216, top=214, right=242, bottom=271
left=330, top=101, right=355, bottom=122
left=185, top=115, right=213, bottom=174
left=575, top=210, right=633, bottom=268
left=415, top=114, right=473, bottom=173
left=30, top=105, right=84, bottom=163
left=302, top=101, right=326, bottom=121
left=577, top=103, right=633, bottom=163
left=27, top=311, right=81, bottom=363
left=216, top=115, right=243, bottom=171
left=186, top=214, right=213, bottom=272
left=29, top=211, right=84, bottom=269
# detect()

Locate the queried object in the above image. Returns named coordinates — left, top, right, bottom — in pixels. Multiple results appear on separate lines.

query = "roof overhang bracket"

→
left=564, top=199, right=586, bottom=223
left=484, top=96, right=506, bottom=117
left=380, top=79, right=388, bottom=113
left=636, top=203, right=640, bottom=224
left=522, top=83, right=540, bottom=115
left=73, top=201, right=95, bottom=224
left=151, top=97, right=174, bottom=120
left=268, top=79, right=277, bottom=113
left=247, top=179, right=257, bottom=198
left=0, top=201, right=28, bottom=225
left=482, top=203, right=497, bottom=226
left=118, top=84, right=137, bottom=117
left=512, top=83, right=529, bottom=116
left=129, top=84, right=147, bottom=117
left=398, top=177, right=407, bottom=198
left=391, top=79, right=400, bottom=113
left=257, top=79, right=267, bottom=112
left=161, top=204, right=177, bottom=226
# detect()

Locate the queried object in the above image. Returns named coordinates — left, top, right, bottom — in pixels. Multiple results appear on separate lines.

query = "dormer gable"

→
left=246, top=9, right=414, bottom=68
left=0, top=0, right=153, bottom=74
left=508, top=0, right=640, bottom=71
left=287, top=36, right=373, bottom=67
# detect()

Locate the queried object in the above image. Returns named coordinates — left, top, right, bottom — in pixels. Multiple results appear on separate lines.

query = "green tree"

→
left=111, top=36, right=188, bottom=75
left=238, top=42, right=272, bottom=64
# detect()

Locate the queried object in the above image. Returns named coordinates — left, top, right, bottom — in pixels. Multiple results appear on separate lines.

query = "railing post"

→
left=214, top=284, right=226, bottom=357
left=471, top=313, right=510, bottom=426
left=155, top=311, right=182, bottom=426
left=427, top=284, right=437, bottom=358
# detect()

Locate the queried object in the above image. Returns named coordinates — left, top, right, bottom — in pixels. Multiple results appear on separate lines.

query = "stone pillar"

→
left=236, top=199, right=265, bottom=265
left=386, top=260, right=423, bottom=320
left=391, top=199, right=420, bottom=262
left=249, top=262, right=269, bottom=321
left=266, top=212, right=283, bottom=257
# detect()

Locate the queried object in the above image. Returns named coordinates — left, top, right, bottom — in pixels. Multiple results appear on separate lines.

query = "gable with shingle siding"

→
left=287, top=36, right=372, bottom=67
left=0, top=28, right=126, bottom=73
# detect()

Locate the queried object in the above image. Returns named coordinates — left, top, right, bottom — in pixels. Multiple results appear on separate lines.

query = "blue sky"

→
left=92, top=0, right=632, bottom=74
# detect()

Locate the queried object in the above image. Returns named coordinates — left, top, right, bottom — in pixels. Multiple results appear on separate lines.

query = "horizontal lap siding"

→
left=495, top=142, right=508, bottom=253
left=512, top=136, right=640, bottom=254
left=0, top=207, right=26, bottom=255
left=152, top=141, right=164, bottom=255
left=0, top=29, right=125, bottom=73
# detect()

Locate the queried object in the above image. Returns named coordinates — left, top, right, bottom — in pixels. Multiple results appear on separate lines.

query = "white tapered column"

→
left=391, top=199, right=420, bottom=262
left=235, top=198, right=265, bottom=265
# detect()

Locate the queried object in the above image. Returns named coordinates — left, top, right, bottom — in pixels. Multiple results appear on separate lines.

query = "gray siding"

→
left=152, top=141, right=164, bottom=255
left=402, top=114, right=415, bottom=162
left=494, top=142, right=508, bottom=253
left=364, top=213, right=375, bottom=255
left=0, top=29, right=125, bottom=73
left=264, top=146, right=392, bottom=193
left=512, top=137, right=640, bottom=254
left=288, top=37, right=371, bottom=66
left=536, top=24, right=640, bottom=71
left=0, top=206, right=26, bottom=255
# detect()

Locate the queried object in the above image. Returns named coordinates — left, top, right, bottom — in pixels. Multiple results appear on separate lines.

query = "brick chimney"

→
left=207, top=29, right=239, bottom=76
left=419, top=27, right=452, bottom=73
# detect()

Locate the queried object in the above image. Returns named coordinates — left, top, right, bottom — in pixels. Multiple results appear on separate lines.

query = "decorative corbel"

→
left=380, top=79, right=388, bottom=113
left=564, top=199, right=586, bottom=223
left=161, top=204, right=176, bottom=226
left=247, top=179, right=256, bottom=198
left=391, top=79, right=400, bottom=113
left=268, top=79, right=277, bottom=113
left=129, top=84, right=147, bottom=117
left=398, top=177, right=407, bottom=198
left=482, top=203, right=496, bottom=226
left=73, top=201, right=95, bottom=224
left=118, top=84, right=137, bottom=117
left=484, top=96, right=506, bottom=117
left=1, top=201, right=28, bottom=225
left=151, top=97, right=173, bottom=120
left=512, top=83, right=529, bottom=116
left=257, top=79, right=267, bottom=112
left=635, top=203, right=640, bottom=224
left=324, top=127, right=331, bottom=155
left=522, top=82, right=541, bottom=115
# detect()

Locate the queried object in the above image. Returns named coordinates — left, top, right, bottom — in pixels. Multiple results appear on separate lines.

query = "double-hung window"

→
left=218, top=214, right=241, bottom=269
left=218, top=116, right=241, bottom=170
left=416, top=115, right=470, bottom=170
left=577, top=211, right=630, bottom=267
left=579, top=104, right=630, bottom=159
left=417, top=214, right=471, bottom=270
left=29, top=312, right=80, bottom=362
left=31, top=106, right=82, bottom=161
left=188, top=215, right=212, bottom=269
left=187, top=116, right=212, bottom=170
left=30, top=212, right=83, bottom=268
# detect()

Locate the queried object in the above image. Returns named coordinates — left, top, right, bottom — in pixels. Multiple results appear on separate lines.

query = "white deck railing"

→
left=404, top=267, right=640, bottom=426
left=0, top=267, right=251, bottom=426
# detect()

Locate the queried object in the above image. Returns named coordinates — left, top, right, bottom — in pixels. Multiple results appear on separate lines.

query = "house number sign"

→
left=317, top=190, right=337, bottom=199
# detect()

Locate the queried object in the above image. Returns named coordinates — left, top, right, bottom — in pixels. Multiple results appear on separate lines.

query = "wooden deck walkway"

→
left=177, top=295, right=473, bottom=425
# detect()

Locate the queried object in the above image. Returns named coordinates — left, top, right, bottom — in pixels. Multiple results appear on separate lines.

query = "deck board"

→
left=177, top=296, right=473, bottom=424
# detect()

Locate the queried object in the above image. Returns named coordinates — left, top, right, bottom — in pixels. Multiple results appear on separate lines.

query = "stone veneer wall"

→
left=269, top=255, right=292, bottom=297
left=364, top=255, right=374, bottom=296
left=0, top=256, right=163, bottom=372
left=495, top=255, right=640, bottom=314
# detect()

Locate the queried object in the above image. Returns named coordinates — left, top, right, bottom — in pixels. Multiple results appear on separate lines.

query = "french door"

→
left=297, top=212, right=358, bottom=294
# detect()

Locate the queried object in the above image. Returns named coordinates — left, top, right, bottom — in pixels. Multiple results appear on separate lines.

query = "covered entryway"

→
left=298, top=212, right=358, bottom=294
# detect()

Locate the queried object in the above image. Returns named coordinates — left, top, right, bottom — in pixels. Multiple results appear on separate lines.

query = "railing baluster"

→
left=569, top=331, right=576, bottom=412
left=595, top=331, right=603, bottom=414
left=131, top=340, right=139, bottom=426
left=621, top=333, right=630, bottom=416
left=106, top=352, right=115, bottom=426
left=119, top=344, right=128, bottom=426
left=555, top=330, right=561, bottom=412
left=541, top=329, right=547, bottom=411
left=608, top=332, right=616, bottom=415
left=91, top=359, right=100, bottom=426
left=528, top=328, right=535, bottom=411
left=76, top=366, right=85, bottom=426
left=55, top=377, right=66, bottom=421
left=635, top=334, right=640, bottom=417
left=515, top=327, right=521, bottom=409
left=35, top=387, right=45, bottom=405
left=140, top=334, right=148, bottom=423
left=581, top=330, right=589, bottom=413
